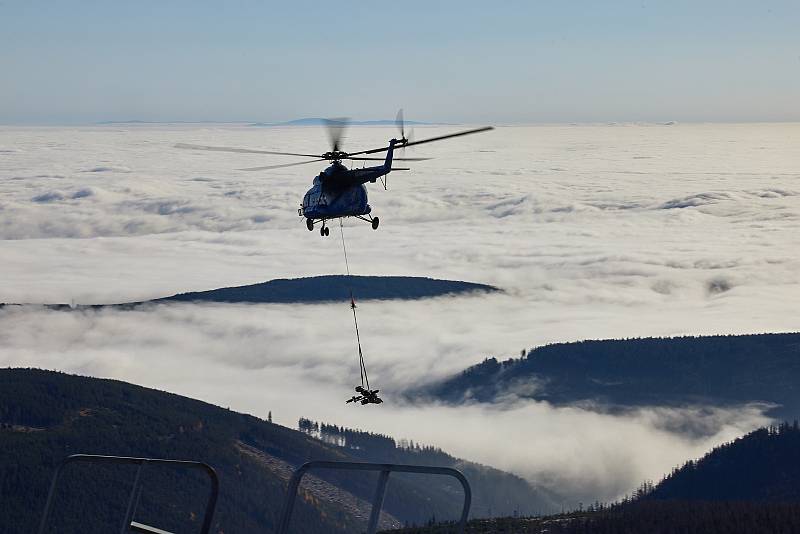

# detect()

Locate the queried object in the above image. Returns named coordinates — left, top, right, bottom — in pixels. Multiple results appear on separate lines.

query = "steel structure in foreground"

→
left=276, top=460, right=472, bottom=534
left=37, top=454, right=219, bottom=534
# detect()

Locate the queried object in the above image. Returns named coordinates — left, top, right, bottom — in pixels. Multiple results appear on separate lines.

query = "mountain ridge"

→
left=0, top=275, right=499, bottom=308
left=388, top=423, right=800, bottom=533
left=0, top=368, right=551, bottom=534
left=94, top=118, right=444, bottom=126
left=646, top=421, right=800, bottom=502
left=416, top=332, right=800, bottom=420
left=250, top=118, right=440, bottom=127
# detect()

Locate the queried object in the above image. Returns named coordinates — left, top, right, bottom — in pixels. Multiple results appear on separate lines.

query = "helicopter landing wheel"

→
left=371, top=217, right=380, bottom=230
left=320, top=226, right=329, bottom=237
left=306, top=218, right=314, bottom=231
left=325, top=227, right=330, bottom=236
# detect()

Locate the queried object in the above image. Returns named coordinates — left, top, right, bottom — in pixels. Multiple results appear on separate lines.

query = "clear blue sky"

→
left=1, top=1, right=798, bottom=124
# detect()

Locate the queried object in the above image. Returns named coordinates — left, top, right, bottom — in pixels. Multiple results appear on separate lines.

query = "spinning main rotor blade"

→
left=346, top=156, right=431, bottom=161
left=176, top=143, right=321, bottom=158
left=324, top=118, right=349, bottom=152
left=239, top=158, right=328, bottom=171
left=240, top=155, right=429, bottom=171
left=347, top=126, right=494, bottom=156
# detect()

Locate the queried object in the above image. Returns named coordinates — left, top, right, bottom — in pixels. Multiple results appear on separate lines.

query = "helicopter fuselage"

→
left=300, top=140, right=398, bottom=232
left=301, top=174, right=372, bottom=220
left=301, top=163, right=372, bottom=219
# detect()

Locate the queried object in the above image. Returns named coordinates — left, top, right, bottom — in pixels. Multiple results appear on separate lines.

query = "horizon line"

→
left=3, top=119, right=800, bottom=128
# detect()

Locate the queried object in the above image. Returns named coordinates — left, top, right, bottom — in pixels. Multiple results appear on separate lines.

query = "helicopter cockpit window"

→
left=303, top=187, right=326, bottom=207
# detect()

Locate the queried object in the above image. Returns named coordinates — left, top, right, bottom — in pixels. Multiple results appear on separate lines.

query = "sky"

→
left=1, top=1, right=799, bottom=124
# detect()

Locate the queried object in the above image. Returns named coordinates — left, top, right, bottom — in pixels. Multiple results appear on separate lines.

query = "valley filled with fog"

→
left=1, top=123, right=798, bottom=505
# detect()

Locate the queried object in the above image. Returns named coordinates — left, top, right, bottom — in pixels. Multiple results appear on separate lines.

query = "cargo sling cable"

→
left=339, top=219, right=382, bottom=405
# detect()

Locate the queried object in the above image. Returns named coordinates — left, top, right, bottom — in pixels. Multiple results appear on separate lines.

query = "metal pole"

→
left=120, top=462, right=145, bottom=534
left=455, top=470, right=471, bottom=534
left=37, top=455, right=219, bottom=534
left=366, top=469, right=391, bottom=534
left=276, top=461, right=471, bottom=534
left=276, top=464, right=309, bottom=534
left=199, top=463, right=219, bottom=534
left=37, top=459, right=68, bottom=534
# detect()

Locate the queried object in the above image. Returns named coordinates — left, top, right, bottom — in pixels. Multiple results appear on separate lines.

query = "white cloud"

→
left=1, top=122, right=799, bottom=506
left=0, top=302, right=776, bottom=506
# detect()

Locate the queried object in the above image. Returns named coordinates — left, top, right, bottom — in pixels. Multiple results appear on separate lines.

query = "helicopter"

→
left=176, top=111, right=492, bottom=236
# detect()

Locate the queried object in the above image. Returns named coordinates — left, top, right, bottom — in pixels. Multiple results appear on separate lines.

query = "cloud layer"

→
left=2, top=123, right=799, bottom=506
left=0, top=303, right=772, bottom=506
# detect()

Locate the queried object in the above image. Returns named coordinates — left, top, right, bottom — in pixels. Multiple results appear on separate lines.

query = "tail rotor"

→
left=395, top=108, right=414, bottom=162
left=395, top=108, right=408, bottom=147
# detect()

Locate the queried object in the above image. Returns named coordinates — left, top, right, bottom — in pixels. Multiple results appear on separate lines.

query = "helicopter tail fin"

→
left=382, top=139, right=396, bottom=173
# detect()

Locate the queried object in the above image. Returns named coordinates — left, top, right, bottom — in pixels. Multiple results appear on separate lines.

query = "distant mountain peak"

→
left=250, top=118, right=443, bottom=127
left=155, top=275, right=498, bottom=305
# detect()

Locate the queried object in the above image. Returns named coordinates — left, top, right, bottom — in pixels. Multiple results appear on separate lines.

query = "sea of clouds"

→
left=1, top=122, right=798, bottom=506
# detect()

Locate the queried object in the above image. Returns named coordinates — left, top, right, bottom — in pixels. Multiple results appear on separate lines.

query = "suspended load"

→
left=338, top=220, right=382, bottom=405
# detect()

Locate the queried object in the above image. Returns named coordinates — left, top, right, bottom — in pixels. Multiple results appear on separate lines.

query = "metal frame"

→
left=37, top=454, right=219, bottom=534
left=354, top=214, right=377, bottom=225
left=306, top=213, right=377, bottom=229
left=312, top=214, right=378, bottom=229
left=276, top=461, right=471, bottom=534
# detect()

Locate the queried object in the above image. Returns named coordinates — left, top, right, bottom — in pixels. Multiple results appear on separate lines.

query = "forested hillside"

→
left=389, top=423, right=800, bottom=533
left=0, top=368, right=548, bottom=533
left=157, top=275, right=497, bottom=304
left=298, top=419, right=556, bottom=518
left=385, top=502, right=800, bottom=534
left=647, top=422, right=800, bottom=502
left=422, top=333, right=800, bottom=419
left=1, top=276, right=497, bottom=308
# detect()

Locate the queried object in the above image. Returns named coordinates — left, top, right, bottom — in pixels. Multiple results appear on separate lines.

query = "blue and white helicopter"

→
left=177, top=111, right=492, bottom=236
